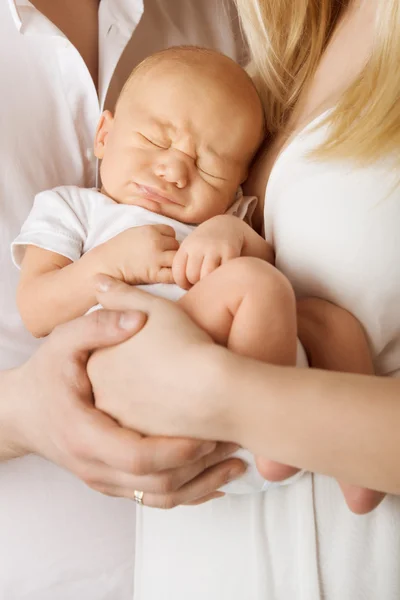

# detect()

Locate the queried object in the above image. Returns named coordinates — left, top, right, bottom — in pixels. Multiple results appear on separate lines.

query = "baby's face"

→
left=95, top=57, right=263, bottom=224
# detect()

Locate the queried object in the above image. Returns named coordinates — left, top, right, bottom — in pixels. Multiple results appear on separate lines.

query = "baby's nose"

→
left=154, top=154, right=189, bottom=189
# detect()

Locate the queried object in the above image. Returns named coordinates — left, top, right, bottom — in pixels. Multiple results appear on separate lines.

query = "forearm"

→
left=18, top=252, right=99, bottom=337
left=206, top=349, right=400, bottom=494
left=0, top=369, right=27, bottom=462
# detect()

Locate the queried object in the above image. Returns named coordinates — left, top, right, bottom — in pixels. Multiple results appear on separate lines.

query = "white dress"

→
left=133, top=112, right=400, bottom=599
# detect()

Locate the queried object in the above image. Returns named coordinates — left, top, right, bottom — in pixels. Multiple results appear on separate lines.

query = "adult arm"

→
left=91, top=277, right=400, bottom=496
left=0, top=308, right=244, bottom=506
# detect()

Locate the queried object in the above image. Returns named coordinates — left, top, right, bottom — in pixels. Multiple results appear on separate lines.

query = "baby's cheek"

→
left=189, top=186, right=220, bottom=222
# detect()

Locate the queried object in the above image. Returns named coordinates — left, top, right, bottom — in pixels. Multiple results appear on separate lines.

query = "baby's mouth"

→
left=133, top=183, right=182, bottom=206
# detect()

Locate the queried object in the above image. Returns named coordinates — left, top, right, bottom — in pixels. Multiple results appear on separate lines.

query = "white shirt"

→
left=133, top=112, right=400, bottom=600
left=0, top=2, right=245, bottom=598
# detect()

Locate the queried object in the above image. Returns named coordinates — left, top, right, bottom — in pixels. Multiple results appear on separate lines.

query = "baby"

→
left=12, top=47, right=374, bottom=501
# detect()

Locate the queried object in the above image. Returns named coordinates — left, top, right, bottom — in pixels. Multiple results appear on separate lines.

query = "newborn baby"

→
left=13, top=46, right=304, bottom=494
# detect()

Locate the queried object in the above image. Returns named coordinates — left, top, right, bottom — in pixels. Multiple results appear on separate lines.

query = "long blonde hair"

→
left=235, top=0, right=400, bottom=163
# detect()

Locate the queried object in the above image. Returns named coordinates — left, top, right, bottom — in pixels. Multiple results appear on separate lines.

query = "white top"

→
left=0, top=1, right=245, bottom=598
left=133, top=114, right=400, bottom=600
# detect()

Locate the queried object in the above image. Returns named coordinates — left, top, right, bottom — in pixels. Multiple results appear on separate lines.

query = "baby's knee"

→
left=230, top=257, right=295, bottom=307
left=225, top=257, right=293, bottom=293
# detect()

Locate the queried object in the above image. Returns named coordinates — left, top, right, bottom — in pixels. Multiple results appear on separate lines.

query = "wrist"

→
left=80, top=246, right=114, bottom=301
left=195, top=345, right=244, bottom=443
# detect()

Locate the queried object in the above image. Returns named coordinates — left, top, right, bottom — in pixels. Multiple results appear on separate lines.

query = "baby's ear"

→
left=94, top=110, right=114, bottom=159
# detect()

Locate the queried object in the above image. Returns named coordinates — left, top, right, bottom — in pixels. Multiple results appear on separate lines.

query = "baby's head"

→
left=95, top=46, right=264, bottom=224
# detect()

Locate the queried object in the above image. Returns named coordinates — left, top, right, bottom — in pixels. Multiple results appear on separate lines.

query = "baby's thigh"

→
left=178, top=256, right=295, bottom=346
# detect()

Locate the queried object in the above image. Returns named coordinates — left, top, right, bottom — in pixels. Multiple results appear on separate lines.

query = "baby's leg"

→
left=178, top=257, right=299, bottom=481
left=297, top=298, right=384, bottom=514
left=178, top=257, right=297, bottom=366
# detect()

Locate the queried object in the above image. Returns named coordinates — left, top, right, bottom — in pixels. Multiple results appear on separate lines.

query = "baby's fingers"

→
left=172, top=250, right=190, bottom=290
left=161, top=235, right=180, bottom=252
left=155, top=267, right=175, bottom=284
left=153, top=224, right=177, bottom=238
left=161, top=250, right=177, bottom=268
left=200, top=254, right=222, bottom=280
left=185, top=252, right=204, bottom=286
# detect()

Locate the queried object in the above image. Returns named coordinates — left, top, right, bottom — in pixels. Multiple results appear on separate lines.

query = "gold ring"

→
left=133, top=490, right=144, bottom=505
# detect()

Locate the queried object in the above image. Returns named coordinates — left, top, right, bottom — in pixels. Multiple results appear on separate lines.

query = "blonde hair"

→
left=235, top=0, right=400, bottom=164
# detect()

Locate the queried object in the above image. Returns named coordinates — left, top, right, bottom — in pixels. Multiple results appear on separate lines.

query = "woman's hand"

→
left=4, top=308, right=244, bottom=506
left=88, top=276, right=232, bottom=441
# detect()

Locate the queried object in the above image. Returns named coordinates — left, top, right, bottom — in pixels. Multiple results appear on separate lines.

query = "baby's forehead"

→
left=118, top=50, right=264, bottom=156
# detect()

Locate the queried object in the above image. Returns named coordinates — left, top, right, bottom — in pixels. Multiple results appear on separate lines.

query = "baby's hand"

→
left=173, top=215, right=246, bottom=289
left=93, top=225, right=179, bottom=285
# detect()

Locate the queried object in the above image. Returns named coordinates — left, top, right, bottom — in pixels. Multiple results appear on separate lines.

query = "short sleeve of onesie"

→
left=11, top=186, right=89, bottom=267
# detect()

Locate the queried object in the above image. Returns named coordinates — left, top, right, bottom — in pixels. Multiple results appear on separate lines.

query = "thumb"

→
left=51, top=307, right=147, bottom=359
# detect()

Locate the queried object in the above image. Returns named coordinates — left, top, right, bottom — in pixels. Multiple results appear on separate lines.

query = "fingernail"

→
left=197, top=442, right=216, bottom=457
left=95, top=275, right=114, bottom=292
left=222, top=443, right=240, bottom=457
left=226, top=466, right=246, bottom=482
left=118, top=311, right=142, bottom=331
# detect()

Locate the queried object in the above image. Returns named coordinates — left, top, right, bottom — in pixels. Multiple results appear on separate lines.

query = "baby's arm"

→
left=18, top=246, right=101, bottom=337
left=173, top=214, right=274, bottom=289
left=18, top=225, right=178, bottom=337
left=297, top=298, right=374, bottom=375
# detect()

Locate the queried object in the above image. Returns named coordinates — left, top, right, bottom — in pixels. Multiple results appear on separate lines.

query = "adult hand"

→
left=88, top=276, right=231, bottom=441
left=6, top=309, right=244, bottom=506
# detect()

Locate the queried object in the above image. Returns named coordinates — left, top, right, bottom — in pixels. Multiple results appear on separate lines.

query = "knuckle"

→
left=124, top=453, right=148, bottom=476
left=157, top=473, right=180, bottom=494
left=158, top=495, right=179, bottom=510
left=63, top=430, right=91, bottom=461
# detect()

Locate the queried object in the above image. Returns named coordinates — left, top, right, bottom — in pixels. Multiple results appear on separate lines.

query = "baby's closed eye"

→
left=139, top=133, right=170, bottom=149
left=196, top=163, right=227, bottom=181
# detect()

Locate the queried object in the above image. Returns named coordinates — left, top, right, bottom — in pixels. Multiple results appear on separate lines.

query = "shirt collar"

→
left=7, top=0, right=66, bottom=36
left=7, top=0, right=142, bottom=37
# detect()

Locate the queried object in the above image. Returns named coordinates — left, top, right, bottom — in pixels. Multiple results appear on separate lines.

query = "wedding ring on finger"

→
left=133, top=490, right=144, bottom=505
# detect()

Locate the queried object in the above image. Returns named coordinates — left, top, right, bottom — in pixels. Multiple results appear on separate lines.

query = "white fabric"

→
left=0, top=0, right=245, bottom=597
left=133, top=113, right=400, bottom=599
left=12, top=185, right=306, bottom=494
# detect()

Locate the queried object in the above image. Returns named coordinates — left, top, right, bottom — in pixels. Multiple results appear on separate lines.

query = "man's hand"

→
left=5, top=309, right=244, bottom=506
left=93, top=224, right=179, bottom=285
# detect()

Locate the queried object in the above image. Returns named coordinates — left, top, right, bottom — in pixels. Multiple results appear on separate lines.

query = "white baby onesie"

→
left=12, top=185, right=305, bottom=494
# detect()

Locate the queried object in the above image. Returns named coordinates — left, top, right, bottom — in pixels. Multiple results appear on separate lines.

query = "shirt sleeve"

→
left=11, top=187, right=88, bottom=268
